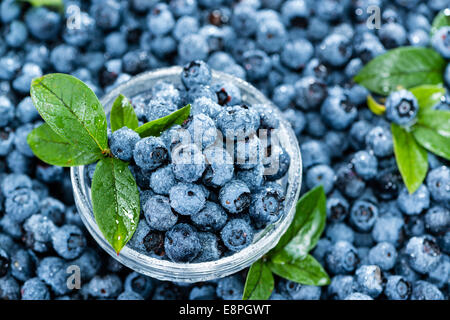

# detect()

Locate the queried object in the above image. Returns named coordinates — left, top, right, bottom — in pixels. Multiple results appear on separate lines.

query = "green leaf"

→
left=410, top=85, right=446, bottom=113
left=269, top=185, right=326, bottom=258
left=354, top=47, right=446, bottom=96
left=27, top=123, right=101, bottom=167
left=367, top=94, right=386, bottom=115
left=242, top=259, right=274, bottom=300
left=268, top=253, right=330, bottom=286
left=412, top=110, right=450, bottom=160
left=91, top=157, right=140, bottom=254
left=110, top=94, right=139, bottom=132
left=135, top=104, right=191, bottom=138
left=430, top=9, right=450, bottom=37
left=19, top=0, right=64, bottom=10
left=30, top=74, right=109, bottom=157
left=391, top=124, right=428, bottom=194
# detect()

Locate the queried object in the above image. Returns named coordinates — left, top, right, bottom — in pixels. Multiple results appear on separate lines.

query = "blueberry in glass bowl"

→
left=71, top=64, right=302, bottom=283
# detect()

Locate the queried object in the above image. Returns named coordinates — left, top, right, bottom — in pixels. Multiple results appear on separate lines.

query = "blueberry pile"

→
left=0, top=0, right=449, bottom=300
left=104, top=61, right=290, bottom=263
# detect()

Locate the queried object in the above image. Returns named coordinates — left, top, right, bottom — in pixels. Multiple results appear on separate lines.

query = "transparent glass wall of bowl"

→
left=71, top=66, right=302, bottom=283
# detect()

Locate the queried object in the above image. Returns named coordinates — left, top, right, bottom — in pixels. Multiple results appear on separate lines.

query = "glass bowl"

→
left=71, top=66, right=302, bottom=283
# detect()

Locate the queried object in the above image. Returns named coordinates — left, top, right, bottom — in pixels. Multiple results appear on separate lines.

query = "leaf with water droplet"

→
left=354, top=47, right=446, bottom=96
left=30, top=73, right=108, bottom=157
left=268, top=253, right=330, bottom=286
left=27, top=123, right=102, bottom=167
left=110, top=94, right=139, bottom=132
left=242, top=259, right=274, bottom=300
left=91, top=157, right=140, bottom=254
left=135, top=104, right=191, bottom=138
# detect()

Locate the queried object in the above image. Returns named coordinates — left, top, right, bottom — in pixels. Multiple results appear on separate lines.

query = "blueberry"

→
left=203, top=147, right=234, bottom=188
left=365, top=126, right=393, bottom=158
left=0, top=248, right=9, bottom=278
left=319, top=33, right=352, bottom=67
left=256, top=18, right=287, bottom=54
left=10, top=249, right=34, bottom=282
left=191, top=97, right=221, bottom=119
left=355, top=265, right=384, bottom=298
left=326, top=222, right=355, bottom=244
left=173, top=16, right=199, bottom=41
left=147, top=3, right=175, bottom=36
left=165, top=223, right=201, bottom=262
left=234, top=134, right=262, bottom=170
left=219, top=180, right=251, bottom=214
left=178, top=34, right=209, bottom=63
left=280, top=0, right=309, bottom=28
left=109, top=127, right=140, bottom=162
left=263, top=144, right=290, bottom=181
left=327, top=275, right=357, bottom=300
left=191, top=201, right=227, bottom=232
left=148, top=165, right=176, bottom=196
left=143, top=230, right=166, bottom=257
left=351, top=150, right=378, bottom=180
left=344, top=292, right=373, bottom=300
left=193, top=232, right=223, bottom=262
left=426, top=166, right=450, bottom=205
left=152, top=282, right=184, bottom=300
left=124, top=272, right=154, bottom=299
left=368, top=242, right=397, bottom=271
left=321, top=89, right=357, bottom=130
left=326, top=192, right=349, bottom=222
left=231, top=4, right=258, bottom=37
left=189, top=285, right=216, bottom=300
left=335, top=165, right=365, bottom=199
left=349, top=120, right=373, bottom=150
left=300, top=140, right=330, bottom=169
left=221, top=219, right=254, bottom=252
left=0, top=95, right=14, bottom=128
left=216, top=274, right=244, bottom=300
left=385, top=90, right=419, bottom=125
left=306, top=164, right=335, bottom=194
left=51, top=225, right=86, bottom=260
left=21, top=278, right=50, bottom=300
left=181, top=61, right=212, bottom=89
left=216, top=105, right=260, bottom=140
left=122, top=50, right=153, bottom=75
left=0, top=127, right=14, bottom=157
left=281, top=39, right=314, bottom=71
left=0, top=0, right=20, bottom=23
left=236, top=164, right=264, bottom=192
left=37, top=257, right=70, bottom=296
left=117, top=291, right=144, bottom=300
left=186, top=114, right=217, bottom=149
left=212, top=81, right=242, bottom=106
left=104, top=32, right=128, bottom=58
left=278, top=280, right=321, bottom=300
left=294, top=76, right=328, bottom=110
left=325, top=241, right=359, bottom=275
left=273, top=84, right=296, bottom=110
left=370, top=167, right=401, bottom=200
left=242, top=50, right=272, bottom=81
left=88, top=274, right=123, bottom=299
left=133, top=137, right=168, bottom=171
left=144, top=195, right=178, bottom=231
left=171, top=143, right=206, bottom=182
left=431, top=27, right=450, bottom=59
left=5, top=188, right=39, bottom=223
left=63, top=11, right=96, bottom=47
left=50, top=44, right=78, bottom=73
left=0, top=276, right=20, bottom=300
left=397, top=185, right=430, bottom=215
left=411, top=280, right=444, bottom=300
left=169, top=183, right=206, bottom=216
left=427, top=255, right=450, bottom=289
left=250, top=182, right=285, bottom=227
left=424, top=206, right=449, bottom=234
left=350, top=200, right=378, bottom=232
left=144, top=97, right=178, bottom=122
left=36, top=164, right=64, bottom=184
left=90, top=0, right=121, bottom=30
left=186, top=84, right=219, bottom=103
left=71, top=248, right=102, bottom=282
left=39, top=197, right=66, bottom=226
left=25, top=7, right=61, bottom=41
left=405, top=236, right=441, bottom=274
left=5, top=20, right=28, bottom=48
left=372, top=214, right=404, bottom=247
